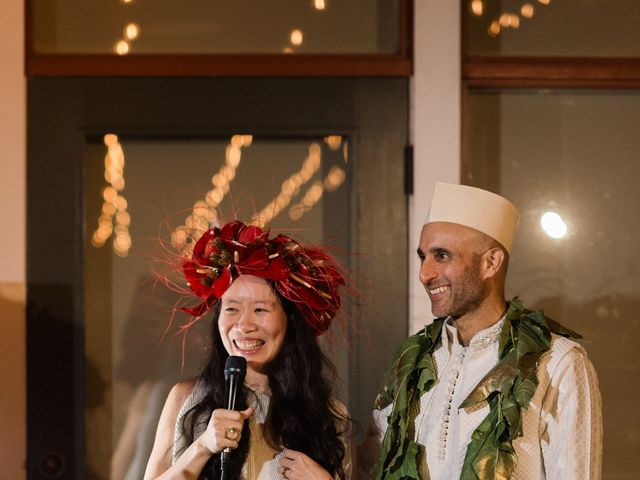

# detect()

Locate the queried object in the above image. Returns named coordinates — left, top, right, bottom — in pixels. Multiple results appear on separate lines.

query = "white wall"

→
left=409, top=0, right=461, bottom=334
left=0, top=0, right=26, bottom=282
left=0, top=0, right=26, bottom=478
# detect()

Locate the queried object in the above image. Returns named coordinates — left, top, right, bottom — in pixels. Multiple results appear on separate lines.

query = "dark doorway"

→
left=27, top=77, right=408, bottom=479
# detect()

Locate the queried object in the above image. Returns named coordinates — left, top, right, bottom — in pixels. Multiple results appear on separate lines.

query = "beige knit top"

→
left=172, top=380, right=352, bottom=479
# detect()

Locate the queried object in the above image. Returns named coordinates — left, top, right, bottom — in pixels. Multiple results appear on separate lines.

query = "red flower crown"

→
left=181, top=220, right=345, bottom=335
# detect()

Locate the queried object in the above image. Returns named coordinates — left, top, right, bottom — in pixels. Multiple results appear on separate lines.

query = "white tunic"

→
left=372, top=319, right=603, bottom=479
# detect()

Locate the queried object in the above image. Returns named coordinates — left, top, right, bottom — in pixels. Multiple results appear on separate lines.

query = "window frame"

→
left=25, top=0, right=413, bottom=77
left=460, top=0, right=640, bottom=90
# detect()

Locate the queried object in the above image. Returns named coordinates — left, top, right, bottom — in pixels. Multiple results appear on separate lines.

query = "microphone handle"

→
left=226, top=373, right=241, bottom=410
left=220, top=373, right=242, bottom=479
left=220, top=459, right=230, bottom=480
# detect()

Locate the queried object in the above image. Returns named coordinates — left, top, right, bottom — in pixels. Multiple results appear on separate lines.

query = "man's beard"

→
left=447, top=257, right=488, bottom=319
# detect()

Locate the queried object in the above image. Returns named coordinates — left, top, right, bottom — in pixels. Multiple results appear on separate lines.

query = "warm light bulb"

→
left=537, top=0, right=551, bottom=5
left=103, top=133, right=118, bottom=146
left=111, top=176, right=125, bottom=191
left=114, top=196, right=128, bottom=211
left=289, top=205, right=304, bottom=221
left=115, top=40, right=130, bottom=55
left=206, top=189, right=224, bottom=206
left=471, top=0, right=483, bottom=16
left=230, top=135, right=243, bottom=147
left=499, top=14, right=512, bottom=27
left=325, top=135, right=342, bottom=151
left=324, top=166, right=345, bottom=192
left=125, top=23, right=139, bottom=41
left=488, top=21, right=501, bottom=37
left=540, top=211, right=568, bottom=239
left=102, top=186, right=118, bottom=203
left=521, top=3, right=534, bottom=18
left=290, top=29, right=303, bottom=46
left=314, top=0, right=326, bottom=10
left=226, top=145, right=242, bottom=168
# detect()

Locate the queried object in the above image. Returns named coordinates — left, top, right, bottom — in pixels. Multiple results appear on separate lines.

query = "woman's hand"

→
left=278, top=449, right=332, bottom=480
left=198, top=407, right=254, bottom=455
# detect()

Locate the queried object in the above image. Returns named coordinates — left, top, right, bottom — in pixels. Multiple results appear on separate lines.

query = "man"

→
left=368, top=182, right=602, bottom=479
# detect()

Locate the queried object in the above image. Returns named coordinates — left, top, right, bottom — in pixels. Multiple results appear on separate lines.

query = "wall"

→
left=409, top=0, right=461, bottom=334
left=0, top=0, right=26, bottom=478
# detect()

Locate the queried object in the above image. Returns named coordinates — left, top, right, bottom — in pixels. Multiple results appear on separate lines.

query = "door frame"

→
left=27, top=77, right=409, bottom=478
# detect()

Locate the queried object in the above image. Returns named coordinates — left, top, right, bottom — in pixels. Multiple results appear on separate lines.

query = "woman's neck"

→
left=245, top=368, right=271, bottom=395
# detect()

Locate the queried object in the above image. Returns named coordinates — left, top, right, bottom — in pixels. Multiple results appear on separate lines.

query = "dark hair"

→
left=180, top=285, right=351, bottom=479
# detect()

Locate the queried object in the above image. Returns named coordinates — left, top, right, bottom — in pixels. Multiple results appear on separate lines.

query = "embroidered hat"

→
left=425, top=182, right=520, bottom=252
left=180, top=220, right=345, bottom=335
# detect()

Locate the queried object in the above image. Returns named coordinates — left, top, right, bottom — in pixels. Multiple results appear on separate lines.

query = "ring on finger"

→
left=224, top=426, right=239, bottom=441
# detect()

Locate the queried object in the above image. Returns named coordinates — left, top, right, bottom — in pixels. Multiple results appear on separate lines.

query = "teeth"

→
left=429, top=286, right=449, bottom=295
left=234, top=340, right=264, bottom=350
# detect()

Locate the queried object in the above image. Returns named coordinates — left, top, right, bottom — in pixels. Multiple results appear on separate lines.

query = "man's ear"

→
left=481, top=247, right=506, bottom=280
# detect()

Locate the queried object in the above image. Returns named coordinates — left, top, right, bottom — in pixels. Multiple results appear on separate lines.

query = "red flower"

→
left=180, top=220, right=345, bottom=335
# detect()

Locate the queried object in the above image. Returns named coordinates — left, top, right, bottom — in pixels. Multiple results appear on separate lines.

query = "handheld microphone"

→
left=220, top=356, right=247, bottom=480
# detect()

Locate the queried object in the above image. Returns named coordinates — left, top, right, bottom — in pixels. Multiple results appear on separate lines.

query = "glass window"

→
left=32, top=0, right=400, bottom=55
left=465, top=0, right=640, bottom=57
left=466, top=89, right=640, bottom=478
left=83, top=135, right=350, bottom=477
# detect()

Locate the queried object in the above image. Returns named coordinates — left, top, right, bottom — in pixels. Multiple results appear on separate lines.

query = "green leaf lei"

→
left=373, top=297, right=581, bottom=480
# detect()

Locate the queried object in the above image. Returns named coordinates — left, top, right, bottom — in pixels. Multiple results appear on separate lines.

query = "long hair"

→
left=180, top=286, right=351, bottom=479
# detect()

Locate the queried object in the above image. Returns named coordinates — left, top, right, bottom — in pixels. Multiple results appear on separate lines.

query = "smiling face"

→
left=218, top=275, right=287, bottom=374
left=417, top=222, right=492, bottom=319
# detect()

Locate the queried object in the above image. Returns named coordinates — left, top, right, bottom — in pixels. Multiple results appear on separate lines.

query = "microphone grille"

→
left=224, top=355, right=247, bottom=377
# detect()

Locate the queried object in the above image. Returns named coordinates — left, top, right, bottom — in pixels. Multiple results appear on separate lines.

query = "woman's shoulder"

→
left=169, top=379, right=198, bottom=405
left=143, top=379, right=200, bottom=478
left=162, top=378, right=201, bottom=422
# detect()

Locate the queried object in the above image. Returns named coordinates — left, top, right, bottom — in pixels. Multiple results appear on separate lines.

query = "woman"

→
left=144, top=220, right=352, bottom=479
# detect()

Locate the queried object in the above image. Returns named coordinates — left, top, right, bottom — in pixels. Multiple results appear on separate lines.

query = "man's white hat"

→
left=425, top=182, right=520, bottom=253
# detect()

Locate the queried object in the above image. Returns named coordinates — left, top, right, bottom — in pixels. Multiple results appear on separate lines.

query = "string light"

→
left=499, top=13, right=512, bottom=27
left=171, top=135, right=252, bottom=251
left=288, top=165, right=346, bottom=221
left=471, top=0, right=483, bottom=16
left=91, top=134, right=132, bottom=257
left=324, top=166, right=345, bottom=192
left=171, top=138, right=348, bottom=238
left=488, top=21, right=500, bottom=37
left=481, top=0, right=550, bottom=38
left=521, top=3, right=535, bottom=18
left=115, top=40, right=129, bottom=55
left=124, top=23, right=139, bottom=41
left=324, top=135, right=342, bottom=151
left=253, top=143, right=322, bottom=227
left=290, top=29, right=304, bottom=46
left=313, top=0, right=326, bottom=10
